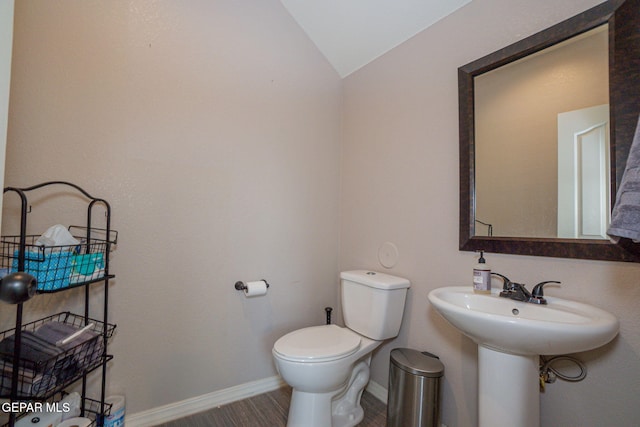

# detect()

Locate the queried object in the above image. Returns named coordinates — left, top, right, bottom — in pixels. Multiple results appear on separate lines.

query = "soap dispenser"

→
left=473, top=251, right=491, bottom=294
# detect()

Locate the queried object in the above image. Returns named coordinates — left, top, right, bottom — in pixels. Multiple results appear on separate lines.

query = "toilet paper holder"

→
left=234, top=280, right=270, bottom=291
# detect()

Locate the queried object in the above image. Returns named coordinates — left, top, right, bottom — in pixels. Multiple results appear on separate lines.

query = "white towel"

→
left=608, top=113, right=640, bottom=242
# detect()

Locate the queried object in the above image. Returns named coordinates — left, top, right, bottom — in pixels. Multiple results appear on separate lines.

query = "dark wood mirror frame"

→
left=459, top=0, right=640, bottom=262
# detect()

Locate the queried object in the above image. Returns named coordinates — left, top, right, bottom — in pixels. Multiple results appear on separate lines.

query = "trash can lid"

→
left=390, top=348, right=444, bottom=377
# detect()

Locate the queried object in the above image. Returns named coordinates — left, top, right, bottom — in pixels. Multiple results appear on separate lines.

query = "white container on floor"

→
left=104, top=395, right=125, bottom=427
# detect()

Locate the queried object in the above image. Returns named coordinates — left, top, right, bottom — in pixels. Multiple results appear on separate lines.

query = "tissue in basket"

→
left=12, top=250, right=74, bottom=291
left=10, top=251, right=105, bottom=291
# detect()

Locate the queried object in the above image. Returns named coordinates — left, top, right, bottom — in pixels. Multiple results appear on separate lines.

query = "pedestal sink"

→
left=428, top=286, right=619, bottom=427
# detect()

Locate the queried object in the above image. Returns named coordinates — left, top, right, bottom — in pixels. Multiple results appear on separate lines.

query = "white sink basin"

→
left=428, top=286, right=619, bottom=355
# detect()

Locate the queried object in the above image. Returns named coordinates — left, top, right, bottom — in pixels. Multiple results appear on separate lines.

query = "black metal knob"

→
left=491, top=273, right=512, bottom=290
left=325, top=307, right=333, bottom=325
left=0, top=272, right=37, bottom=304
left=531, top=281, right=561, bottom=298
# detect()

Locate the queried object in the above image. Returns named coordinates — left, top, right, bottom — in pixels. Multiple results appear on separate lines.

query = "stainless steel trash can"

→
left=387, top=348, right=444, bottom=427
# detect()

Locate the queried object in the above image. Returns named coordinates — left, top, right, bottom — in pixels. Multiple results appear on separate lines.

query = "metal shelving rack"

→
left=0, top=181, right=117, bottom=427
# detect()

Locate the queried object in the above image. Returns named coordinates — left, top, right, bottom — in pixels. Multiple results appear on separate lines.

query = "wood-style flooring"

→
left=155, top=387, right=387, bottom=427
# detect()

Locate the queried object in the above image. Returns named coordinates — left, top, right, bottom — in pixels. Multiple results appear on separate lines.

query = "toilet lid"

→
left=273, top=325, right=361, bottom=362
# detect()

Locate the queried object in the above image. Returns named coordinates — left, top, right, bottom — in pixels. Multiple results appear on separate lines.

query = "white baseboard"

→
left=126, top=376, right=388, bottom=427
left=365, top=379, right=388, bottom=404
left=125, top=376, right=286, bottom=427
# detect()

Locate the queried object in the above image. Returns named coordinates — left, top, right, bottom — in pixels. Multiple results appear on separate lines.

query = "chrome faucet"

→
left=491, top=273, right=560, bottom=305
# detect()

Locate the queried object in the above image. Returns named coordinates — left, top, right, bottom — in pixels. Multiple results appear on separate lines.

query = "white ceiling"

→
left=280, top=0, right=472, bottom=78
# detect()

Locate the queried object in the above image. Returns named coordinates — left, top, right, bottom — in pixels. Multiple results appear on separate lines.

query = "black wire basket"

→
left=0, top=312, right=116, bottom=400
left=0, top=227, right=116, bottom=292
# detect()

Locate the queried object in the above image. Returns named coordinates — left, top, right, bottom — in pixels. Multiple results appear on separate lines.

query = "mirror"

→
left=475, top=25, right=609, bottom=239
left=459, top=0, right=640, bottom=262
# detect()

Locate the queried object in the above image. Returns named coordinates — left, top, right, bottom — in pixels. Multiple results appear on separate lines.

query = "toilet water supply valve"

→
left=325, top=307, right=333, bottom=325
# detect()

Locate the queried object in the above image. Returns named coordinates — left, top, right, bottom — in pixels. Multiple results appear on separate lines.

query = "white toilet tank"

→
left=340, top=270, right=410, bottom=340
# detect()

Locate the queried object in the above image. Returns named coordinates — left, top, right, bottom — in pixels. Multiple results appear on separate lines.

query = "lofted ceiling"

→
left=280, top=0, right=472, bottom=78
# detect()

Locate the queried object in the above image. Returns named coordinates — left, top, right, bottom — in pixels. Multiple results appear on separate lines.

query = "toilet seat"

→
left=273, top=324, right=361, bottom=362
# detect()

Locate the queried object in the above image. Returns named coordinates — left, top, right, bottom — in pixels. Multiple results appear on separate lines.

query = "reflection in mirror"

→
left=475, top=25, right=609, bottom=239
left=459, top=0, right=640, bottom=262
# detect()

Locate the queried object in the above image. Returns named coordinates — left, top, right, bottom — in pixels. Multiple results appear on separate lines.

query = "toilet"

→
left=272, top=270, right=410, bottom=427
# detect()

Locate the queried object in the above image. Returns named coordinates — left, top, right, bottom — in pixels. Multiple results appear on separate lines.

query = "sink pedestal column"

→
left=478, top=346, right=539, bottom=427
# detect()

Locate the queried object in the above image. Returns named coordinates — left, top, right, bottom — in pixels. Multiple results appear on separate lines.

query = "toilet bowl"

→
left=273, top=325, right=379, bottom=427
left=272, top=271, right=410, bottom=427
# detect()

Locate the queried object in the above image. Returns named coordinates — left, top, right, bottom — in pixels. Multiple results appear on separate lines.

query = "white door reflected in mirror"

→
left=474, top=25, right=609, bottom=239
left=557, top=104, right=610, bottom=239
